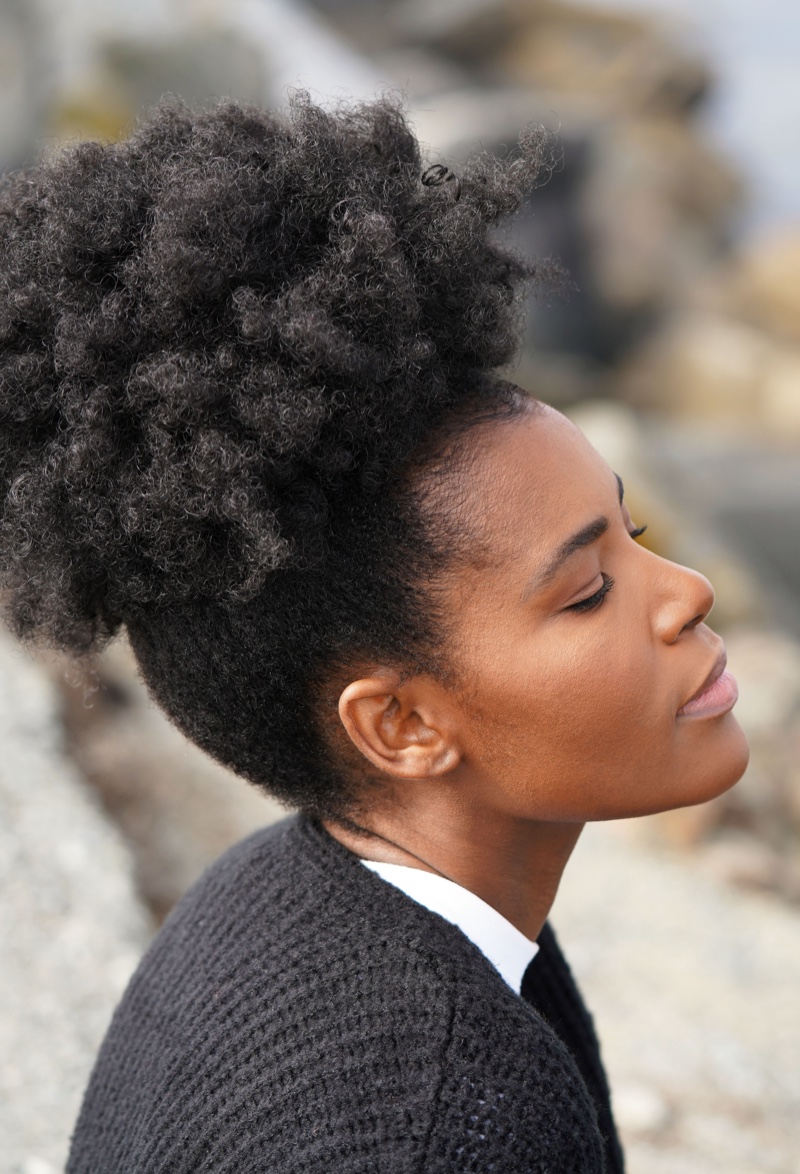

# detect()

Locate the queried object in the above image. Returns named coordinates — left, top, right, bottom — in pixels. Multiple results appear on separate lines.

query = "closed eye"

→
left=568, top=573, right=615, bottom=613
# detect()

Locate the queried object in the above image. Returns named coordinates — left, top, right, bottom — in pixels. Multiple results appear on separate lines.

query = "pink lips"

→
left=677, top=652, right=739, bottom=718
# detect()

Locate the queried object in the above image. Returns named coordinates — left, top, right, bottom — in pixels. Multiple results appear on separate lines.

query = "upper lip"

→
left=679, top=649, right=727, bottom=712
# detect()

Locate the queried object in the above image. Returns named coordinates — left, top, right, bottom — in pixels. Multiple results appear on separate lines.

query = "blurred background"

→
left=1, top=1, right=799, bottom=1171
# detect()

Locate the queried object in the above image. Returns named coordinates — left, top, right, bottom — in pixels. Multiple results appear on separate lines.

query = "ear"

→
left=338, top=673, right=462, bottom=780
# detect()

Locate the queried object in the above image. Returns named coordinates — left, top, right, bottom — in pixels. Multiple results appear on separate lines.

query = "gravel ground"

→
left=0, top=632, right=151, bottom=1174
left=553, top=820, right=800, bottom=1174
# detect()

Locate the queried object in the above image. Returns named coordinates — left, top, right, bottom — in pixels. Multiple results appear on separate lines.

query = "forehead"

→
left=457, top=404, right=615, bottom=562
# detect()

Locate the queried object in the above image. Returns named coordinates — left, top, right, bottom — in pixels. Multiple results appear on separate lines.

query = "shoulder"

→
left=68, top=817, right=605, bottom=1173
left=423, top=965, right=605, bottom=1172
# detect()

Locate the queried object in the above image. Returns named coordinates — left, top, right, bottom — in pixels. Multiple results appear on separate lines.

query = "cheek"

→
left=503, top=626, right=660, bottom=747
left=463, top=624, right=675, bottom=807
left=452, top=591, right=749, bottom=820
left=469, top=624, right=747, bottom=820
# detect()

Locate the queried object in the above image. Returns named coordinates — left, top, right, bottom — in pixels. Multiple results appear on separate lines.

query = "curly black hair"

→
left=0, top=92, right=550, bottom=819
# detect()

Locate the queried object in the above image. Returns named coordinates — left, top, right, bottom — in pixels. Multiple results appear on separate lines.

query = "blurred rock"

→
left=699, top=834, right=785, bottom=895
left=616, top=224, right=800, bottom=442
left=579, top=117, right=740, bottom=315
left=391, top=0, right=744, bottom=374
left=728, top=627, right=800, bottom=735
left=230, top=0, right=383, bottom=108
left=55, top=636, right=286, bottom=923
left=396, top=0, right=711, bottom=120
left=620, top=312, right=800, bottom=442
left=0, top=0, right=52, bottom=170
left=371, top=46, right=470, bottom=101
left=725, top=228, right=800, bottom=346
left=555, top=819, right=800, bottom=1173
left=715, top=628, right=800, bottom=862
left=621, top=314, right=767, bottom=422
left=512, top=350, right=610, bottom=408
left=392, top=0, right=520, bottom=64
left=48, top=26, right=269, bottom=146
left=760, top=348, right=800, bottom=440
left=0, top=628, right=150, bottom=1171
left=646, top=799, right=726, bottom=851
left=103, top=28, right=267, bottom=111
left=612, top=1083, right=672, bottom=1135
left=493, top=4, right=711, bottom=117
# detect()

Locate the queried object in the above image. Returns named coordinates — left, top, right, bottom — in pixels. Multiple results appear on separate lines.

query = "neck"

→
left=322, top=803, right=583, bottom=942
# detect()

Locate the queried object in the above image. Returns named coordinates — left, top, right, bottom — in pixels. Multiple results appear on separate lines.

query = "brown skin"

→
left=323, top=403, right=750, bottom=940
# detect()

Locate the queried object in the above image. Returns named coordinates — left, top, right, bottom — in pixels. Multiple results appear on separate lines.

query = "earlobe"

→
left=338, top=675, right=461, bottom=780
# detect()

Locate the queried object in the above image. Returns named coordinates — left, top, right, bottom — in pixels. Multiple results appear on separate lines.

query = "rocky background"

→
left=2, top=1, right=799, bottom=1171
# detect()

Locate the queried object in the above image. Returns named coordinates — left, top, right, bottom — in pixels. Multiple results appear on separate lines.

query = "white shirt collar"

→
left=360, top=859, right=538, bottom=995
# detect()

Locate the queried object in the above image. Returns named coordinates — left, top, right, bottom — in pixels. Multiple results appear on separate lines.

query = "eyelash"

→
left=569, top=573, right=615, bottom=613
left=567, top=524, right=647, bottom=614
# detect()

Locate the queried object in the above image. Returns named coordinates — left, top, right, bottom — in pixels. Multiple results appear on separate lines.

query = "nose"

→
left=651, top=557, right=715, bottom=644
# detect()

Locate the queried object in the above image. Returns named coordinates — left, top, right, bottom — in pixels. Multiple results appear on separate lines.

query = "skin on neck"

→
left=324, top=789, right=582, bottom=944
left=324, top=402, right=749, bottom=942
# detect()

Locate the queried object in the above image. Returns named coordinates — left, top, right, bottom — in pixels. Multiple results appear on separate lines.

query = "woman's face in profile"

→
left=435, top=401, right=749, bottom=823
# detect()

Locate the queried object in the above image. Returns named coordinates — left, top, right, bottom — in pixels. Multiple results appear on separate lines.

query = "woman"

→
left=0, top=94, right=748, bottom=1172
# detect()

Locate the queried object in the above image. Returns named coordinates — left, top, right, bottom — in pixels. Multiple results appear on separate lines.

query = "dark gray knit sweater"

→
left=67, top=816, right=624, bottom=1172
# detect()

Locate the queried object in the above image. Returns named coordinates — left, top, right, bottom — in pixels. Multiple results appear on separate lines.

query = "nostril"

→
left=651, top=555, right=715, bottom=643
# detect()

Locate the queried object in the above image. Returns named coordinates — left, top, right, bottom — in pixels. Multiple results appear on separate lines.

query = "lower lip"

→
left=678, top=669, right=739, bottom=718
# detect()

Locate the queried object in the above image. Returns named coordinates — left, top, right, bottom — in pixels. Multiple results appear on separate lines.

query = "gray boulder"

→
left=0, top=630, right=151, bottom=1174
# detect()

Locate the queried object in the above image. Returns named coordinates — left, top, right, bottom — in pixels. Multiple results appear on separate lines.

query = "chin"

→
left=650, top=713, right=751, bottom=817
left=590, top=714, right=750, bottom=822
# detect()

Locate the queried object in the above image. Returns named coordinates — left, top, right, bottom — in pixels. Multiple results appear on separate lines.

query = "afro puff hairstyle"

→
left=0, top=92, right=550, bottom=819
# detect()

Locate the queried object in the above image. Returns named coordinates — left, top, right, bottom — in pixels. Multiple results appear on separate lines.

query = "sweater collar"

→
left=359, top=858, right=539, bottom=995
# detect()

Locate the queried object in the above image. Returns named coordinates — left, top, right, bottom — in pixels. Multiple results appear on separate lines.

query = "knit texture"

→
left=67, top=816, right=623, bottom=1172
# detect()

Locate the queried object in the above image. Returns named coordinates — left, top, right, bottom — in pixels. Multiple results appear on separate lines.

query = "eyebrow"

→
left=522, top=516, right=609, bottom=599
left=521, top=473, right=624, bottom=601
